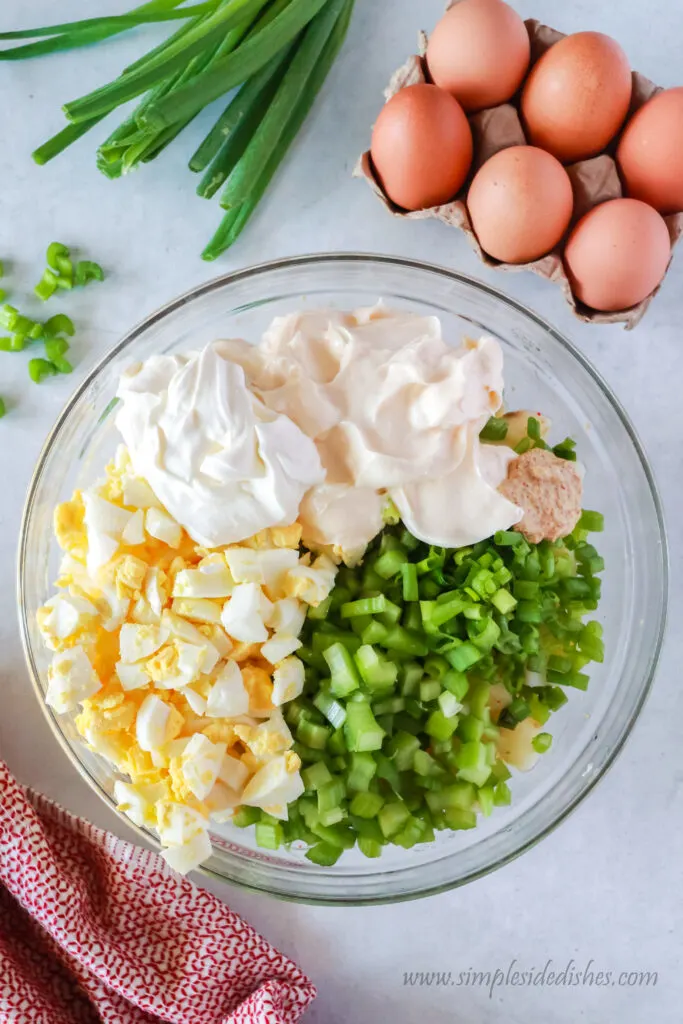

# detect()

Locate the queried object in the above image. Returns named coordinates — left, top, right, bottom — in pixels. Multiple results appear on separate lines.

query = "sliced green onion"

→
left=75, top=260, right=105, bottom=286
left=480, top=416, right=508, bottom=441
left=28, top=358, right=58, bottom=383
left=532, top=732, right=553, bottom=753
left=0, top=397, right=6, bottom=418
left=34, top=270, right=58, bottom=301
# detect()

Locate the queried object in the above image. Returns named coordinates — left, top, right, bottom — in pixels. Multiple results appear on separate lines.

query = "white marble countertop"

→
left=1, top=1, right=681, bottom=1021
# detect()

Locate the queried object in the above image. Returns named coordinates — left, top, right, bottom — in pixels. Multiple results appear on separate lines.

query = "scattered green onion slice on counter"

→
left=28, top=357, right=59, bottom=383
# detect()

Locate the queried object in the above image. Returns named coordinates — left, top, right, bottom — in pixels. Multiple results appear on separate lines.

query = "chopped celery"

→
left=349, top=791, right=384, bottom=818
left=346, top=751, right=377, bottom=791
left=344, top=700, right=385, bottom=752
left=306, top=842, right=343, bottom=866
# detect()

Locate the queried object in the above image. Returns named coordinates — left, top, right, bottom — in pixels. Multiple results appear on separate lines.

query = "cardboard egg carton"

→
left=356, top=16, right=683, bottom=328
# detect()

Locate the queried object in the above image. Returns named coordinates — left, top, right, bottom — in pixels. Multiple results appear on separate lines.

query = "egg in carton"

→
left=356, top=15, right=683, bottom=329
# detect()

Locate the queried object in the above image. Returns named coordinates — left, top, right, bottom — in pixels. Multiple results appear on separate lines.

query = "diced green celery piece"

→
left=491, top=588, right=517, bottom=615
left=354, top=644, right=398, bottom=688
left=297, top=719, right=331, bottom=750
left=306, top=842, right=343, bottom=866
left=443, top=807, right=477, bottom=830
left=386, top=730, right=420, bottom=771
left=341, top=595, right=388, bottom=617
left=319, top=806, right=346, bottom=827
left=413, top=749, right=444, bottom=777
left=302, top=761, right=333, bottom=791
left=255, top=821, right=282, bottom=849
left=478, top=785, right=495, bottom=817
left=344, top=700, right=385, bottom=752
left=374, top=751, right=402, bottom=794
left=375, top=547, right=408, bottom=579
left=361, top=620, right=389, bottom=645
left=458, top=715, right=484, bottom=742
left=455, top=741, right=492, bottom=787
left=392, top=816, right=424, bottom=849
left=310, top=822, right=356, bottom=849
left=401, top=661, right=423, bottom=696
left=442, top=670, right=468, bottom=701
left=446, top=642, right=482, bottom=672
left=358, top=836, right=383, bottom=858
left=381, top=625, right=428, bottom=657
left=494, top=781, right=512, bottom=806
left=313, top=691, right=347, bottom=729
left=307, top=595, right=332, bottom=620
left=468, top=682, right=491, bottom=720
left=373, top=696, right=405, bottom=715
left=324, top=641, right=361, bottom=698
left=426, top=709, right=459, bottom=741
left=349, top=814, right=385, bottom=843
left=233, top=806, right=261, bottom=828
left=317, top=777, right=346, bottom=815
left=327, top=727, right=347, bottom=755
left=419, top=679, right=441, bottom=702
left=349, top=791, right=385, bottom=818
left=378, top=800, right=411, bottom=839
left=346, top=751, right=377, bottom=792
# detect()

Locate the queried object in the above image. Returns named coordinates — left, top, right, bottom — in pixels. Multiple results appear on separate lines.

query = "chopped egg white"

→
left=267, top=597, right=307, bottom=637
left=116, top=661, right=150, bottom=691
left=119, top=622, right=168, bottom=663
left=173, top=559, right=235, bottom=599
left=206, top=660, right=249, bottom=717
left=285, top=554, right=337, bottom=606
left=161, top=830, right=212, bottom=875
left=178, top=734, right=226, bottom=800
left=46, top=647, right=101, bottom=713
left=122, top=508, right=146, bottom=545
left=272, top=656, right=305, bottom=706
left=221, top=583, right=269, bottom=642
left=145, top=507, right=182, bottom=548
left=241, top=753, right=304, bottom=817
left=260, top=633, right=302, bottom=665
left=136, top=693, right=179, bottom=752
left=219, top=753, right=249, bottom=792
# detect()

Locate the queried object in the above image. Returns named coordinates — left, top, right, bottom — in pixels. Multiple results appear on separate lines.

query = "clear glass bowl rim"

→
left=17, top=252, right=668, bottom=905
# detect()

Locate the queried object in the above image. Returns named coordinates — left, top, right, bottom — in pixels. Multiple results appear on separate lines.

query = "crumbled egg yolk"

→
left=38, top=445, right=337, bottom=875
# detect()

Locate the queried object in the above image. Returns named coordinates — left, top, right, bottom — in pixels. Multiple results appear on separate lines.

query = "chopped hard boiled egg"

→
left=241, top=753, right=305, bottom=817
left=206, top=660, right=249, bottom=717
left=145, top=507, right=182, bottom=548
left=39, top=450, right=316, bottom=874
left=46, top=647, right=101, bottom=713
left=272, top=656, right=305, bottom=706
left=221, top=583, right=269, bottom=642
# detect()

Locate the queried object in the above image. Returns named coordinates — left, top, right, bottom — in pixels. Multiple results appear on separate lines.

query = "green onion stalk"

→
left=3, top=0, right=355, bottom=257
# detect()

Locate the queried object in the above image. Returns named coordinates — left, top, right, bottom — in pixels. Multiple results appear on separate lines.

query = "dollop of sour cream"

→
left=116, top=344, right=324, bottom=548
left=116, top=306, right=521, bottom=555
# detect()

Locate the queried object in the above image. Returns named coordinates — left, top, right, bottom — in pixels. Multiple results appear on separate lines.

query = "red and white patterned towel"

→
left=0, top=761, right=316, bottom=1024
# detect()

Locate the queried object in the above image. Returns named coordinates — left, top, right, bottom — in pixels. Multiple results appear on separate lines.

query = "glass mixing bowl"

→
left=18, top=254, right=667, bottom=905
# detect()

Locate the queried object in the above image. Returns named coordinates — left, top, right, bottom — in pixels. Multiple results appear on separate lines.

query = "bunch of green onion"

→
left=1, top=0, right=355, bottom=259
left=233, top=505, right=605, bottom=864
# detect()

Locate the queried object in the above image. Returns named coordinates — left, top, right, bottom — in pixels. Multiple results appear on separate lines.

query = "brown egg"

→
left=426, top=0, right=530, bottom=113
left=371, top=84, right=473, bottom=211
left=467, top=146, right=574, bottom=263
left=564, top=198, right=670, bottom=311
left=521, top=32, right=632, bottom=163
left=617, top=88, right=683, bottom=215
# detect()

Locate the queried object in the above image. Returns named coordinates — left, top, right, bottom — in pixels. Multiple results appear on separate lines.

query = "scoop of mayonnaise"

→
left=116, top=343, right=324, bottom=548
left=228, top=306, right=522, bottom=553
